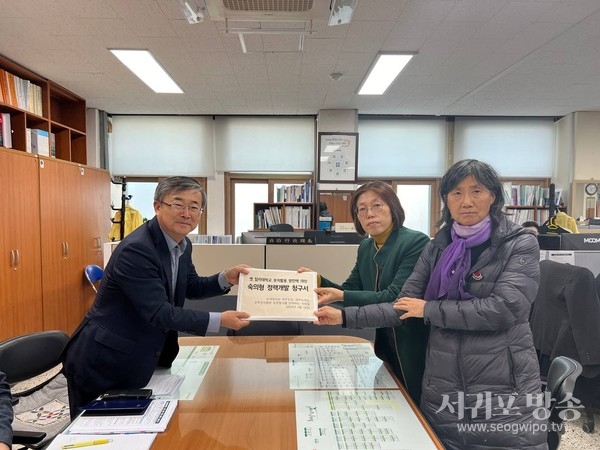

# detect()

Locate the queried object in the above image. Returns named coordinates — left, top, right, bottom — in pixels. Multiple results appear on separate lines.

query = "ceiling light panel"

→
left=110, top=50, right=183, bottom=94
left=358, top=53, right=415, bottom=96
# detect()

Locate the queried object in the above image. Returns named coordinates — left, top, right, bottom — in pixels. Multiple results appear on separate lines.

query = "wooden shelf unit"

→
left=254, top=202, right=313, bottom=230
left=0, top=54, right=87, bottom=164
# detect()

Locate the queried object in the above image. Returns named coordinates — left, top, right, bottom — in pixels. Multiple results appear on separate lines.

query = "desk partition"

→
left=265, top=244, right=357, bottom=284
left=104, top=243, right=358, bottom=287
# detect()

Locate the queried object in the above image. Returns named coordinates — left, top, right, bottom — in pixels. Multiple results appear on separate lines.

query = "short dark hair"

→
left=437, top=159, right=505, bottom=228
left=154, top=176, right=206, bottom=209
left=350, top=181, right=405, bottom=236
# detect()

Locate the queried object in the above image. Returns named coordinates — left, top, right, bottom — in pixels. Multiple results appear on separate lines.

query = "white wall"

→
left=573, top=112, right=600, bottom=179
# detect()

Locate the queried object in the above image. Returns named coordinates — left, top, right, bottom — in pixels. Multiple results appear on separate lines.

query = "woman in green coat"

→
left=300, top=181, right=430, bottom=403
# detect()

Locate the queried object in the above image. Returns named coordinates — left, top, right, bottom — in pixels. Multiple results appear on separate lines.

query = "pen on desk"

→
left=61, top=439, right=111, bottom=449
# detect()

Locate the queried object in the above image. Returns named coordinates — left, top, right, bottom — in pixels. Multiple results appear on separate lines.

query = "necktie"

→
left=170, top=245, right=181, bottom=300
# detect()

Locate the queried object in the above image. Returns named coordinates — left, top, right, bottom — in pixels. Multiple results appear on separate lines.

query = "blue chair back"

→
left=85, top=264, right=104, bottom=292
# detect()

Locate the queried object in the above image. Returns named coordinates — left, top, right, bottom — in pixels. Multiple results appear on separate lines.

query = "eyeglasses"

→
left=160, top=201, right=203, bottom=215
left=356, top=202, right=385, bottom=217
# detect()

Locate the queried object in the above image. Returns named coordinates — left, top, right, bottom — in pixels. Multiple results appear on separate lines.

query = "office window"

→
left=215, top=116, right=315, bottom=172
left=110, top=116, right=215, bottom=177
left=234, top=182, right=268, bottom=238
left=111, top=177, right=207, bottom=235
left=395, top=183, right=434, bottom=237
left=357, top=118, right=447, bottom=178
left=454, top=118, right=555, bottom=177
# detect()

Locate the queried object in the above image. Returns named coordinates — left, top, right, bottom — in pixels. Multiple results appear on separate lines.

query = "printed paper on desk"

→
left=46, top=433, right=156, bottom=450
left=237, top=268, right=318, bottom=321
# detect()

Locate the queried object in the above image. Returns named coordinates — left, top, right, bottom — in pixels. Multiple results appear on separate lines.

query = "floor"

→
left=561, top=407, right=600, bottom=449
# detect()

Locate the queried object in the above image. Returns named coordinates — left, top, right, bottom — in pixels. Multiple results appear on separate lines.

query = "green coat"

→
left=320, top=226, right=430, bottom=403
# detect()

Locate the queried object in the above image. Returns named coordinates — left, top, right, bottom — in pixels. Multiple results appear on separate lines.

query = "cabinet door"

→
left=0, top=149, right=43, bottom=340
left=81, top=167, right=110, bottom=311
left=39, top=158, right=86, bottom=333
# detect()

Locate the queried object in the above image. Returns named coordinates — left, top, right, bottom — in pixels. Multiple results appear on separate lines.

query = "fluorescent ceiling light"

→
left=110, top=49, right=183, bottom=94
left=329, top=0, right=359, bottom=26
left=357, top=53, right=415, bottom=95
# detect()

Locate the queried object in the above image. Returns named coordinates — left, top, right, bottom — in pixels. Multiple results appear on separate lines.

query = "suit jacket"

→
left=530, top=259, right=600, bottom=378
left=0, top=371, right=12, bottom=446
left=63, top=217, right=230, bottom=394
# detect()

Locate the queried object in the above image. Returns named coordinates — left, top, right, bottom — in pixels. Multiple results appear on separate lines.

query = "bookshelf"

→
left=502, top=178, right=562, bottom=225
left=251, top=179, right=314, bottom=231
left=254, top=202, right=313, bottom=230
left=0, top=54, right=86, bottom=164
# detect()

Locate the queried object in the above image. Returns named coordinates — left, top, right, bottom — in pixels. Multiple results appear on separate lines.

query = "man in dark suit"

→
left=63, top=176, right=250, bottom=418
left=0, top=371, right=12, bottom=450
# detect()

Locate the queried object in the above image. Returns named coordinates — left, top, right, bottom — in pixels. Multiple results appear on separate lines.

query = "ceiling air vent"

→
left=205, top=0, right=328, bottom=22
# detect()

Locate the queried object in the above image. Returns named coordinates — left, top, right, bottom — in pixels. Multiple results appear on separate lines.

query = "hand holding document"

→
left=237, top=268, right=317, bottom=321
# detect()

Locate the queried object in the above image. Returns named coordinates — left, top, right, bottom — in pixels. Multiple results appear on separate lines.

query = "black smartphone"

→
left=81, top=398, right=152, bottom=416
left=99, top=388, right=153, bottom=400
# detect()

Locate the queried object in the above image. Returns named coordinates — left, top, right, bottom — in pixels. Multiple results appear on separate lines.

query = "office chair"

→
left=227, top=320, right=303, bottom=337
left=545, top=356, right=583, bottom=450
left=84, top=264, right=104, bottom=293
left=530, top=259, right=600, bottom=434
left=269, top=223, right=294, bottom=232
left=0, top=330, right=71, bottom=448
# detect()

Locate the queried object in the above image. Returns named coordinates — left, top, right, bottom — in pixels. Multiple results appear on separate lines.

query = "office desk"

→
left=152, top=336, right=442, bottom=449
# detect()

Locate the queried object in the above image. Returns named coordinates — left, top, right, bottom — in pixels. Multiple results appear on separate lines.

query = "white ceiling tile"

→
left=2, top=0, right=600, bottom=116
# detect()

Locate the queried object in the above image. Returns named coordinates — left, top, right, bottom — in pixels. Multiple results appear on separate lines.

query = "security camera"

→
left=179, top=0, right=205, bottom=24
left=183, top=2, right=205, bottom=24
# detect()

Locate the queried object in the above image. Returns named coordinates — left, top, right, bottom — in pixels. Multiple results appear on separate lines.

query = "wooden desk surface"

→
left=152, top=336, right=443, bottom=449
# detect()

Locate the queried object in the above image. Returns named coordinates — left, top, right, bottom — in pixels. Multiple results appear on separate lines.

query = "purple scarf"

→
left=424, top=216, right=492, bottom=301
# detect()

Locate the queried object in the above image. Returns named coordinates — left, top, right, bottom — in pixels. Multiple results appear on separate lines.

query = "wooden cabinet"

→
left=39, top=158, right=110, bottom=333
left=82, top=166, right=111, bottom=312
left=0, top=54, right=104, bottom=338
left=319, top=191, right=355, bottom=224
left=0, top=54, right=87, bottom=164
left=39, top=158, right=86, bottom=332
left=0, top=149, right=43, bottom=340
left=254, top=202, right=313, bottom=230
left=0, top=148, right=110, bottom=339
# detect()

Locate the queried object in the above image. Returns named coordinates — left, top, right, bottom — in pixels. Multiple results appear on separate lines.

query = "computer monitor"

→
left=240, top=231, right=268, bottom=244
left=304, top=230, right=366, bottom=245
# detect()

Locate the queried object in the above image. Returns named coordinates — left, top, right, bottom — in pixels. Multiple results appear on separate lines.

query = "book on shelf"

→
left=50, top=132, right=56, bottom=157
left=0, top=112, right=11, bottom=148
left=0, top=68, right=44, bottom=115
left=30, top=128, right=50, bottom=156
left=503, top=182, right=553, bottom=207
left=25, top=127, right=31, bottom=152
left=276, top=180, right=312, bottom=203
left=188, top=234, right=233, bottom=244
left=5, top=71, right=17, bottom=107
